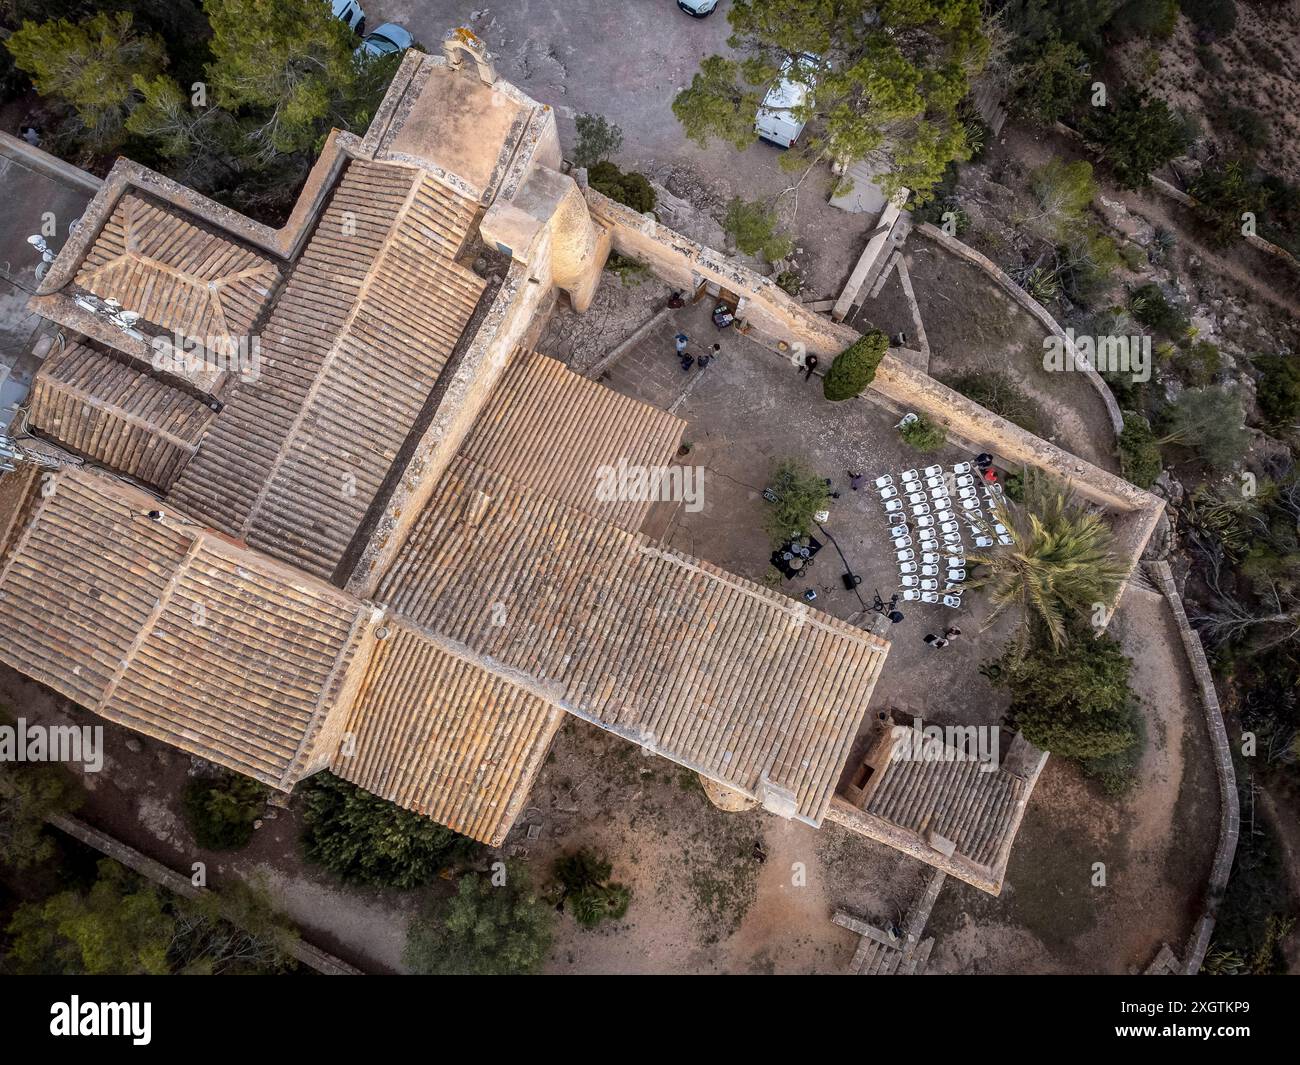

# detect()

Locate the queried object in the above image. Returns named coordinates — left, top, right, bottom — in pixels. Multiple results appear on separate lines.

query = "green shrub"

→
left=1110, top=0, right=1179, bottom=36
left=1008, top=33, right=1089, bottom=126
left=764, top=458, right=831, bottom=544
left=1079, top=89, right=1191, bottom=189
left=0, top=707, right=84, bottom=870
left=605, top=251, right=649, bottom=286
left=182, top=771, right=267, bottom=851
left=723, top=197, right=792, bottom=262
left=588, top=160, right=657, bottom=212
left=300, top=772, right=477, bottom=888
left=1119, top=412, right=1163, bottom=488
left=404, top=864, right=553, bottom=975
left=1191, top=162, right=1261, bottom=247
left=1180, top=0, right=1237, bottom=36
left=553, top=849, right=631, bottom=928
left=1128, top=283, right=1189, bottom=339
left=1219, top=105, right=1269, bottom=154
left=775, top=269, right=803, bottom=296
left=1156, top=386, right=1250, bottom=470
left=1194, top=45, right=1224, bottom=76
left=573, top=112, right=623, bottom=168
left=823, top=330, right=887, bottom=401
left=1081, top=699, right=1146, bottom=795
left=942, top=371, right=1043, bottom=434
left=985, top=626, right=1139, bottom=760
left=899, top=414, right=948, bottom=453
left=1252, top=354, right=1300, bottom=433
left=1178, top=339, right=1222, bottom=386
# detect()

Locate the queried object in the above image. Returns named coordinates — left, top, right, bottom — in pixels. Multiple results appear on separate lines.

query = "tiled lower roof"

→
left=169, top=159, right=487, bottom=579
left=379, top=458, right=889, bottom=824
left=460, top=348, right=685, bottom=532
left=28, top=341, right=214, bottom=490
left=333, top=620, right=563, bottom=846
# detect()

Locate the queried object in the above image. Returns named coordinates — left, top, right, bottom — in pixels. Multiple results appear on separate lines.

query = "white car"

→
left=331, top=0, right=365, bottom=34
left=357, top=23, right=414, bottom=59
left=677, top=0, right=719, bottom=15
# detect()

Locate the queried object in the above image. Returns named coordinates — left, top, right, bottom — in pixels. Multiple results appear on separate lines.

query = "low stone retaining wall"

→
left=917, top=223, right=1125, bottom=438
left=1143, top=560, right=1240, bottom=975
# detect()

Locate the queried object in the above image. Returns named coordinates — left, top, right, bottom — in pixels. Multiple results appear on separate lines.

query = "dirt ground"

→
left=928, top=581, right=1220, bottom=974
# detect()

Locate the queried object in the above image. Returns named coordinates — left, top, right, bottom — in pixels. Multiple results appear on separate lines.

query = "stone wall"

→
left=1144, top=560, right=1240, bottom=974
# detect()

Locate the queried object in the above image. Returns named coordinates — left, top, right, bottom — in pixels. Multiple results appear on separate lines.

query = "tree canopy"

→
left=823, top=329, right=888, bottom=401
left=671, top=0, right=988, bottom=202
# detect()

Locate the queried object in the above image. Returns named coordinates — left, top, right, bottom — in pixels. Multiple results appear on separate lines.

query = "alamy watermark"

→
left=594, top=459, right=705, bottom=512
left=1043, top=328, right=1151, bottom=383
left=151, top=330, right=262, bottom=382
left=894, top=719, right=1000, bottom=774
left=0, top=718, right=103, bottom=773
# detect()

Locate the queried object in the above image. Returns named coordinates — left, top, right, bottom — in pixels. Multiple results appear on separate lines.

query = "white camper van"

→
left=754, top=55, right=817, bottom=149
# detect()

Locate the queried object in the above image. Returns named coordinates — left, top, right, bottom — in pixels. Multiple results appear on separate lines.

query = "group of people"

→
left=674, top=332, right=720, bottom=373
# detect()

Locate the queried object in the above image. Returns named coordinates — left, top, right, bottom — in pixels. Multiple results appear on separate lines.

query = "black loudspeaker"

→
left=841, top=572, right=862, bottom=590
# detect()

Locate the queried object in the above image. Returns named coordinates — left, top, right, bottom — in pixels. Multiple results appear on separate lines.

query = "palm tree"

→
left=967, top=479, right=1125, bottom=649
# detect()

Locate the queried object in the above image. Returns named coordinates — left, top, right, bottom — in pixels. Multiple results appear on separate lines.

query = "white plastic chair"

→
left=942, top=594, right=962, bottom=608
left=929, top=486, right=948, bottom=501
left=921, top=552, right=941, bottom=565
left=901, top=468, right=919, bottom=482
left=910, top=503, right=931, bottom=517
left=943, top=534, right=962, bottom=548
left=958, top=485, right=978, bottom=499
left=935, top=508, right=955, bottom=523
left=902, top=478, right=922, bottom=492
left=874, top=475, right=893, bottom=489
left=884, top=498, right=904, bottom=513
left=955, top=474, right=975, bottom=488
left=944, top=580, right=964, bottom=593
left=899, top=561, right=918, bottom=575
left=923, top=464, right=943, bottom=478
left=896, top=548, right=915, bottom=563
left=997, top=534, right=1015, bottom=546
left=919, top=578, right=939, bottom=591
left=944, top=555, right=963, bottom=568
left=880, top=485, right=899, bottom=500
left=925, top=475, right=945, bottom=489
left=921, top=591, right=940, bottom=603
left=947, top=569, right=965, bottom=582
left=915, top=514, right=936, bottom=528
left=918, top=529, right=937, bottom=544
left=974, top=535, right=994, bottom=548
left=901, top=589, right=922, bottom=601
left=961, top=498, right=980, bottom=511
left=888, top=512, right=908, bottom=526
left=906, top=491, right=927, bottom=506
left=940, top=520, right=959, bottom=535
left=889, top=523, right=910, bottom=539
left=920, top=564, right=939, bottom=577
left=894, top=536, right=912, bottom=550
left=900, top=575, right=919, bottom=588
left=952, top=461, right=972, bottom=476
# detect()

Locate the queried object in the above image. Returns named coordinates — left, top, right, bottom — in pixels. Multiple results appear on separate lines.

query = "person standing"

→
left=848, top=471, right=866, bottom=491
left=923, top=633, right=950, bottom=648
left=674, top=333, right=689, bottom=356
left=802, top=353, right=819, bottom=381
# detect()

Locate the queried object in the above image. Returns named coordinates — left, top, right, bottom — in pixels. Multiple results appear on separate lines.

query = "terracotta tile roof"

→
left=334, top=619, right=564, bottom=846
left=379, top=458, right=888, bottom=824
left=0, top=469, right=369, bottom=787
left=460, top=349, right=685, bottom=532
left=865, top=727, right=1028, bottom=867
left=28, top=341, right=214, bottom=490
left=74, top=193, right=280, bottom=348
left=168, top=159, right=487, bottom=579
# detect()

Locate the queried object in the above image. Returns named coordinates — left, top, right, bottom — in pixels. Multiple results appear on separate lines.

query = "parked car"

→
left=331, top=0, right=365, bottom=35
left=357, top=23, right=414, bottom=59
left=754, top=54, right=820, bottom=149
left=677, top=0, right=720, bottom=15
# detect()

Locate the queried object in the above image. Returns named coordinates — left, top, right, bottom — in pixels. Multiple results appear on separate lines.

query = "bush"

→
left=1219, top=105, right=1269, bottom=154
left=1157, top=386, right=1250, bottom=470
left=775, top=269, right=803, bottom=296
left=181, top=771, right=267, bottom=851
left=1128, top=283, right=1189, bottom=339
left=300, top=773, right=477, bottom=888
left=723, top=197, right=792, bottom=262
left=1177, top=339, right=1222, bottom=386
left=1252, top=354, right=1300, bottom=433
left=1191, top=161, right=1261, bottom=247
left=1081, top=699, right=1146, bottom=795
left=1008, top=34, right=1089, bottom=126
left=572, top=112, right=622, bottom=168
left=1180, top=0, right=1237, bottom=36
left=1079, top=89, right=1191, bottom=189
left=823, top=330, right=887, bottom=401
left=1029, top=159, right=1099, bottom=234
left=0, top=707, right=84, bottom=870
left=1119, top=412, right=1163, bottom=488
left=943, top=372, right=1042, bottom=434
left=404, top=864, right=552, bottom=975
left=605, top=251, right=649, bottom=286
left=899, top=414, right=948, bottom=453
left=1109, top=0, right=1179, bottom=36
left=985, top=626, right=1139, bottom=760
left=588, top=160, right=656, bottom=213
left=764, top=459, right=831, bottom=544
left=553, top=849, right=631, bottom=928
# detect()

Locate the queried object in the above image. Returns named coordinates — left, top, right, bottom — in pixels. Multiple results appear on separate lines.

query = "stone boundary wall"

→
left=1143, top=560, right=1240, bottom=975
left=916, top=223, right=1125, bottom=437
left=0, top=132, right=102, bottom=195
left=46, top=813, right=363, bottom=975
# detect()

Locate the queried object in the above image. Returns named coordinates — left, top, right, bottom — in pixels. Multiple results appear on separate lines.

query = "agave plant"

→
left=966, top=478, right=1126, bottom=649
